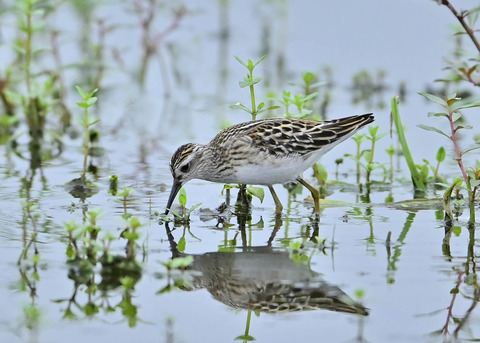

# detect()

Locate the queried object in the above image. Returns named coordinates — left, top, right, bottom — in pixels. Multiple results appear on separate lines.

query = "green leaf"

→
left=463, top=146, right=480, bottom=155
left=419, top=164, right=429, bottom=179
left=470, top=179, right=480, bottom=188
left=187, top=203, right=202, bottom=216
left=303, top=92, right=319, bottom=102
left=363, top=150, right=372, bottom=162
left=436, top=146, right=446, bottom=163
left=76, top=102, right=88, bottom=108
left=253, top=54, right=267, bottom=68
left=75, top=85, right=87, bottom=99
left=452, top=112, right=462, bottom=122
left=222, top=184, right=240, bottom=190
left=235, top=335, right=256, bottom=341
left=386, top=144, right=395, bottom=156
left=246, top=186, right=265, bottom=203
left=169, top=255, right=193, bottom=269
left=369, top=126, right=379, bottom=137
left=418, top=92, right=447, bottom=107
left=178, top=188, right=187, bottom=207
left=239, top=75, right=261, bottom=88
left=315, top=162, right=328, bottom=181
left=452, top=226, right=461, bottom=236
left=229, top=103, right=251, bottom=113
left=427, top=112, right=448, bottom=118
left=247, top=59, right=254, bottom=71
left=450, top=96, right=480, bottom=111
left=417, top=124, right=450, bottom=139
left=234, top=55, right=247, bottom=68
left=302, top=71, right=315, bottom=84
left=129, top=216, right=141, bottom=230
left=178, top=236, right=186, bottom=252
left=123, top=231, right=139, bottom=240
left=86, top=97, right=97, bottom=106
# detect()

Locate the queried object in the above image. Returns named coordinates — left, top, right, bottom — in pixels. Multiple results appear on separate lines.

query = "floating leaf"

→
left=235, top=335, right=256, bottom=341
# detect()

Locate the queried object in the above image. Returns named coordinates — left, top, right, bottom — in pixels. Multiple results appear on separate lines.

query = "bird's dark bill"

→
left=165, top=180, right=182, bottom=215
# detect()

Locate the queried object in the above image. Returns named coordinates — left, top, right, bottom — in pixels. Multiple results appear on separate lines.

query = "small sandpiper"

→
left=165, top=113, right=374, bottom=215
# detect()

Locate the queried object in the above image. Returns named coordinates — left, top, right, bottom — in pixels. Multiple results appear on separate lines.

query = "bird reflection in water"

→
left=164, top=223, right=368, bottom=316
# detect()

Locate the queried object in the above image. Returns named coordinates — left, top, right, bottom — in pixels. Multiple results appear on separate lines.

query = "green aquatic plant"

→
left=280, top=90, right=319, bottom=119
left=344, top=126, right=386, bottom=185
left=349, top=133, right=367, bottom=184
left=391, top=96, right=426, bottom=192
left=418, top=92, right=480, bottom=223
left=223, top=184, right=265, bottom=207
left=230, top=55, right=279, bottom=120
left=235, top=310, right=256, bottom=342
left=168, top=187, right=201, bottom=224
left=64, top=86, right=100, bottom=201
left=364, top=125, right=387, bottom=183
left=75, top=86, right=99, bottom=180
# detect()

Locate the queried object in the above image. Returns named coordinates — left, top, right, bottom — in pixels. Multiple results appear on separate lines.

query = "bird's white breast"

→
left=232, top=153, right=321, bottom=185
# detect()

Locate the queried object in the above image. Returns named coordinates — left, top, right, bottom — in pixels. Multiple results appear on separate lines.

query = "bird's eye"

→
left=180, top=163, right=190, bottom=173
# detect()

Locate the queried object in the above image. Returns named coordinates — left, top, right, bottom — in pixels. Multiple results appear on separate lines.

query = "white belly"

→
left=232, top=154, right=320, bottom=185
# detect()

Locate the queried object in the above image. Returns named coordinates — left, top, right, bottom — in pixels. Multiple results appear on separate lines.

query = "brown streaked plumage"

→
left=165, top=113, right=374, bottom=214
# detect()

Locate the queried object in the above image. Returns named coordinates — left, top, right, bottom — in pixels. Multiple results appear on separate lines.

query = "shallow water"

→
left=1, top=1, right=480, bottom=342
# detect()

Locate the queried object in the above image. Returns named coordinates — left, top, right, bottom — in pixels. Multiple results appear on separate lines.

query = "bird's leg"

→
left=268, top=186, right=283, bottom=214
left=297, top=177, right=320, bottom=214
